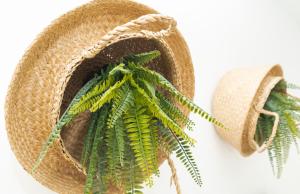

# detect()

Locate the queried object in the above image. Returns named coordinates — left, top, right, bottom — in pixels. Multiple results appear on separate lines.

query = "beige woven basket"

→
left=4, top=0, right=195, bottom=193
left=212, top=65, right=283, bottom=156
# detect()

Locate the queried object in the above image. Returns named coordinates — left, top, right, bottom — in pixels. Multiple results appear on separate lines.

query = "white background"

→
left=1, top=0, right=300, bottom=193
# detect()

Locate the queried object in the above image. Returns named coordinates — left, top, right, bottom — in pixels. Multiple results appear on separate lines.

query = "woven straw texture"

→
left=5, top=0, right=195, bottom=193
left=212, top=65, right=283, bottom=156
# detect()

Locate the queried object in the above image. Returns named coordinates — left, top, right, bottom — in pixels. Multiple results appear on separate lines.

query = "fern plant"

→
left=255, top=80, right=300, bottom=178
left=32, top=50, right=226, bottom=194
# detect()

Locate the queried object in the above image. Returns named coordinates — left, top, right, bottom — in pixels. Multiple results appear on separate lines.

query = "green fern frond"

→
left=136, top=78, right=157, bottom=102
left=129, top=78, right=196, bottom=145
left=70, top=74, right=130, bottom=114
left=124, top=50, right=161, bottom=66
left=256, top=80, right=300, bottom=178
left=157, top=92, right=195, bottom=131
left=89, top=75, right=131, bottom=113
left=115, top=118, right=126, bottom=166
left=158, top=124, right=202, bottom=186
left=106, top=121, right=122, bottom=185
left=131, top=65, right=226, bottom=130
left=32, top=74, right=102, bottom=173
left=107, top=84, right=134, bottom=129
left=284, top=112, right=300, bottom=137
left=81, top=111, right=100, bottom=167
left=148, top=118, right=159, bottom=175
left=124, top=104, right=155, bottom=184
left=123, top=143, right=144, bottom=194
left=84, top=105, right=109, bottom=194
left=71, top=63, right=131, bottom=114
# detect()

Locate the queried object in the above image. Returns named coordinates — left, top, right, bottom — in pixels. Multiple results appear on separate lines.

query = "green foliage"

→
left=124, top=50, right=161, bottom=66
left=124, top=104, right=157, bottom=184
left=128, top=62, right=227, bottom=130
left=107, top=84, right=134, bottom=129
left=84, top=105, right=109, bottom=194
left=158, top=124, right=202, bottom=186
left=157, top=92, right=195, bottom=131
left=33, top=50, right=226, bottom=193
left=255, top=80, right=300, bottom=178
left=81, top=111, right=100, bottom=167
left=32, top=74, right=102, bottom=173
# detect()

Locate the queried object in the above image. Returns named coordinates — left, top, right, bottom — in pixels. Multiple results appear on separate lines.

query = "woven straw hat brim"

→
left=5, top=0, right=195, bottom=193
left=212, top=65, right=283, bottom=156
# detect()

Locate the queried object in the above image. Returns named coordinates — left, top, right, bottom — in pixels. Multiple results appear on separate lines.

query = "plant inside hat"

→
left=32, top=50, right=226, bottom=194
left=255, top=80, right=300, bottom=178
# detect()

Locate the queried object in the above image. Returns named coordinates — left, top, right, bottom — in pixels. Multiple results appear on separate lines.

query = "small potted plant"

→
left=213, top=64, right=300, bottom=177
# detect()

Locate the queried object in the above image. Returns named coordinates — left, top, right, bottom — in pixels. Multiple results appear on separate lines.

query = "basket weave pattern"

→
left=212, top=65, right=283, bottom=156
left=5, top=0, right=195, bottom=193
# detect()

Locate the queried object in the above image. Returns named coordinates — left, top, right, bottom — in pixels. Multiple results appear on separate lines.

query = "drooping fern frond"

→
left=129, top=77, right=196, bottom=145
left=32, top=74, right=102, bottom=173
left=256, top=79, right=300, bottom=178
left=129, top=64, right=227, bottom=130
left=70, top=74, right=131, bottom=114
left=105, top=120, right=123, bottom=185
left=81, top=111, right=100, bottom=167
left=157, top=92, right=195, bottom=131
left=158, top=123, right=202, bottom=186
left=107, top=84, right=134, bottom=129
left=123, top=141, right=144, bottom=194
left=84, top=105, right=109, bottom=194
left=124, top=104, right=156, bottom=185
left=71, top=63, right=131, bottom=114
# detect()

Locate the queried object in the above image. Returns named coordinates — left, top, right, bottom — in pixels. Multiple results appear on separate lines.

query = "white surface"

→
left=1, top=0, right=300, bottom=193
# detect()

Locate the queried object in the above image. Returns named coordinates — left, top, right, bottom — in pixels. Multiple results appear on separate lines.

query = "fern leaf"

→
left=32, top=74, right=101, bottom=173
left=123, top=143, right=144, bottom=194
left=125, top=50, right=161, bottom=66
left=106, top=122, right=122, bottom=185
left=148, top=118, right=159, bottom=175
left=124, top=104, right=155, bottom=184
left=71, top=63, right=131, bottom=114
left=284, top=112, right=300, bottom=137
left=84, top=105, right=109, bottom=194
left=129, top=78, right=196, bottom=145
left=107, top=84, right=134, bottom=128
left=157, top=92, right=195, bottom=131
left=89, top=75, right=131, bottom=112
left=115, top=118, right=126, bottom=166
left=81, top=111, right=99, bottom=167
left=132, top=65, right=226, bottom=130
left=158, top=124, right=202, bottom=186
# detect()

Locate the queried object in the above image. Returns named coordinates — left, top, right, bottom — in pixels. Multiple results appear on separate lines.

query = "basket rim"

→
left=243, top=64, right=284, bottom=156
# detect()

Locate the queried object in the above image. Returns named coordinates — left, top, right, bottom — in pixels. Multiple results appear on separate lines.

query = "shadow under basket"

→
left=5, top=0, right=195, bottom=193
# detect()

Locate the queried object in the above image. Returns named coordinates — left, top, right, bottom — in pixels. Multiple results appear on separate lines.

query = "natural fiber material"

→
left=167, top=155, right=182, bottom=194
left=5, top=0, right=194, bottom=193
left=212, top=65, right=283, bottom=156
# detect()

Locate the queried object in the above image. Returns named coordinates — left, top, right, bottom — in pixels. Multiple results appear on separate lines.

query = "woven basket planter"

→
left=212, top=65, right=283, bottom=156
left=5, top=0, right=195, bottom=193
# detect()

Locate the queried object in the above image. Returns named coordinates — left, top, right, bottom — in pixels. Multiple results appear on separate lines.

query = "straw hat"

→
left=5, top=0, right=195, bottom=193
left=212, top=65, right=283, bottom=156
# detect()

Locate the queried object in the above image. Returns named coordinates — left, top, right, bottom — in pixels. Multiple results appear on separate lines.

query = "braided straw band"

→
left=167, top=154, right=182, bottom=194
